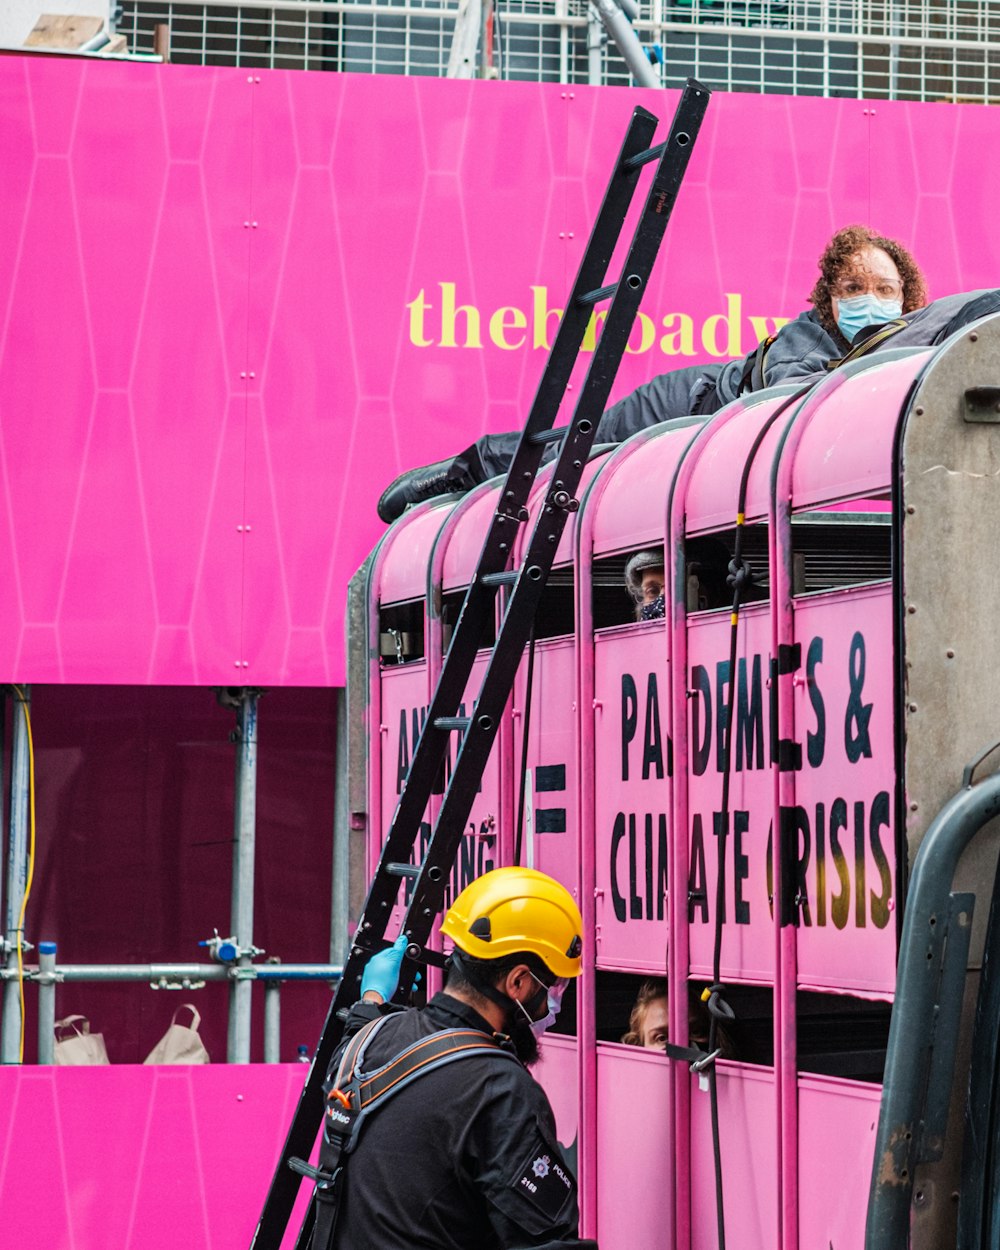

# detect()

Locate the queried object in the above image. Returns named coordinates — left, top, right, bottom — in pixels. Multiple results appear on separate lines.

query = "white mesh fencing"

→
left=114, top=0, right=1000, bottom=100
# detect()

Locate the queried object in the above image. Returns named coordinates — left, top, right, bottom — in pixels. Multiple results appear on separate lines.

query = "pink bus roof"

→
left=790, top=350, right=933, bottom=508
left=376, top=501, right=452, bottom=604
left=588, top=423, right=701, bottom=555
left=683, top=392, right=799, bottom=532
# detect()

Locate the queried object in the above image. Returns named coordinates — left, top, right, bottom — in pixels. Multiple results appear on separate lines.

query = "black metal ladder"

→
left=250, top=78, right=711, bottom=1250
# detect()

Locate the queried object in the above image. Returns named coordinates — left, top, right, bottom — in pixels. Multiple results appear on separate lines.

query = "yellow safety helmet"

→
left=441, top=866, right=583, bottom=980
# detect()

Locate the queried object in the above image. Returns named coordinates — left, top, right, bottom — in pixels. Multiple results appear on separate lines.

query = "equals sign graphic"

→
left=535, top=764, right=566, bottom=833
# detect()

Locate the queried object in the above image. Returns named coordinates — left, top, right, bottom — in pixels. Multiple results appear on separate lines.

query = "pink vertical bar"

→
left=367, top=500, right=446, bottom=882
left=665, top=402, right=756, bottom=1250
left=575, top=434, right=662, bottom=1236
left=768, top=370, right=852, bottom=1250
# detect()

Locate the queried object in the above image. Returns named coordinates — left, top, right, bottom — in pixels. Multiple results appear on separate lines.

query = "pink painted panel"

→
left=517, top=639, right=579, bottom=897
left=690, top=1065, right=777, bottom=1250
left=589, top=425, right=695, bottom=556
left=534, top=1033, right=580, bottom=1154
left=4, top=63, right=1000, bottom=685
left=595, top=1043, right=673, bottom=1250
left=378, top=504, right=453, bottom=604
left=686, top=607, right=776, bottom=981
left=378, top=655, right=502, bottom=929
left=798, top=1075, right=881, bottom=1250
left=792, top=588, right=896, bottom=994
left=442, top=484, right=503, bottom=590
left=0, top=1065, right=313, bottom=1250
left=593, top=622, right=670, bottom=972
left=790, top=352, right=932, bottom=509
left=684, top=393, right=797, bottom=532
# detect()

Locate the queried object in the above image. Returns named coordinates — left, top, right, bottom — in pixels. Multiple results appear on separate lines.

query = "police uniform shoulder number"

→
left=507, top=1132, right=575, bottom=1222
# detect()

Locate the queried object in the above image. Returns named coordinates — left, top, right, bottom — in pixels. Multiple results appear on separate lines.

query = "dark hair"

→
left=808, top=224, right=928, bottom=335
left=446, top=949, right=550, bottom=1000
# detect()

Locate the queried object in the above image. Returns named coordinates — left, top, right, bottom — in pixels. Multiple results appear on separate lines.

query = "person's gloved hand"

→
left=360, top=934, right=409, bottom=1002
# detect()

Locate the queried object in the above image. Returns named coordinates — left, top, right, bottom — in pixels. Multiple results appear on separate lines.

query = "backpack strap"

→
left=825, top=318, right=908, bottom=370
left=298, top=1020, right=518, bottom=1250
left=736, top=334, right=775, bottom=395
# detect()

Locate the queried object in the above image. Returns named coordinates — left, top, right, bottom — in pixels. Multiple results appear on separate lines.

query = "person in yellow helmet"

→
left=315, top=867, right=594, bottom=1250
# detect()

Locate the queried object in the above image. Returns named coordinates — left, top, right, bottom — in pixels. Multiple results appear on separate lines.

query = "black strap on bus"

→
left=695, top=384, right=811, bottom=1250
left=251, top=83, right=711, bottom=1250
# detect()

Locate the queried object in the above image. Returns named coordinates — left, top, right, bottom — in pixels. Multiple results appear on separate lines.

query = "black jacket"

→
left=327, top=992, right=580, bottom=1249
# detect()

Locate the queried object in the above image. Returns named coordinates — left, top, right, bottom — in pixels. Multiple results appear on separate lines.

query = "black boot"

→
left=377, top=445, right=485, bottom=524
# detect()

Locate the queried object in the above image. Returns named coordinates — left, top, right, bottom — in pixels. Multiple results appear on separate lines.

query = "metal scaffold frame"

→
left=0, top=686, right=350, bottom=1066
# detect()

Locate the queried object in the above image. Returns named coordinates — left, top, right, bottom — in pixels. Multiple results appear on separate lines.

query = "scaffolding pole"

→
left=228, top=690, right=259, bottom=1064
left=1, top=687, right=30, bottom=1064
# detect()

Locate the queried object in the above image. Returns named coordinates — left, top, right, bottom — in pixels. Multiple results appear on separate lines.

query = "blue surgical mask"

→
left=836, top=293, right=903, bottom=342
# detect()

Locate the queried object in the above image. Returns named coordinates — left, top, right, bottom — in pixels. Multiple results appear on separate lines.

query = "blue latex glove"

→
left=360, top=934, right=409, bottom=1002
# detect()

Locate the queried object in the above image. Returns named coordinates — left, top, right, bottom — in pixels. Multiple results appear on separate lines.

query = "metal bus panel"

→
left=589, top=425, right=698, bottom=555
left=685, top=605, right=776, bottom=982
left=440, top=482, right=504, bottom=591
left=377, top=651, right=503, bottom=935
left=516, top=456, right=608, bottom=570
left=684, top=395, right=799, bottom=532
left=590, top=620, right=670, bottom=970
left=689, top=1065, right=777, bottom=1250
left=515, top=636, right=579, bottom=899
left=595, top=1042, right=673, bottom=1249
left=790, top=351, right=932, bottom=510
left=592, top=619, right=670, bottom=972
left=797, top=1074, right=880, bottom=1250
left=534, top=1033, right=580, bottom=1161
left=791, top=586, right=896, bottom=996
left=376, top=502, right=455, bottom=605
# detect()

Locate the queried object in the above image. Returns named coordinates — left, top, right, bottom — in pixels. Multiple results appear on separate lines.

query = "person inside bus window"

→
left=377, top=225, right=931, bottom=524
left=621, top=979, right=671, bottom=1048
left=621, top=979, right=735, bottom=1057
left=624, top=550, right=665, bottom=621
left=624, top=538, right=736, bottom=621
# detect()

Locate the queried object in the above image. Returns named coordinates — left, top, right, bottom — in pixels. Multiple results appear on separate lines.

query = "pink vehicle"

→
left=353, top=316, right=1000, bottom=1249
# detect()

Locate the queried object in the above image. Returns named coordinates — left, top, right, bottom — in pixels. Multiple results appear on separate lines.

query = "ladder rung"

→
left=528, top=426, right=568, bottom=446
left=385, top=862, right=420, bottom=878
left=624, top=140, right=667, bottom=171
left=434, top=716, right=471, bottom=731
left=577, top=282, right=618, bottom=307
left=480, top=570, right=519, bottom=587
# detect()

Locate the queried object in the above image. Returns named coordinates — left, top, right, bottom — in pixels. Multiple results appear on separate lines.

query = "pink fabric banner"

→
left=1, top=59, right=997, bottom=686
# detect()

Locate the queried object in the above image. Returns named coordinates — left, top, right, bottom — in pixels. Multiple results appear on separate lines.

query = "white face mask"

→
left=516, top=973, right=568, bottom=1039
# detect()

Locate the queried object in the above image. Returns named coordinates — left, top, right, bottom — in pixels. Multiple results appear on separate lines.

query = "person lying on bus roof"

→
left=378, top=226, right=995, bottom=523
left=621, top=977, right=736, bottom=1058
left=310, top=868, right=596, bottom=1250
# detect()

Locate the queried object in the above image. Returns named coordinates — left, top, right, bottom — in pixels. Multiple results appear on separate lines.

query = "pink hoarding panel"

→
left=0, top=1065, right=313, bottom=1250
left=595, top=1043, right=672, bottom=1250
left=593, top=622, right=670, bottom=972
left=4, top=60, right=1000, bottom=684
